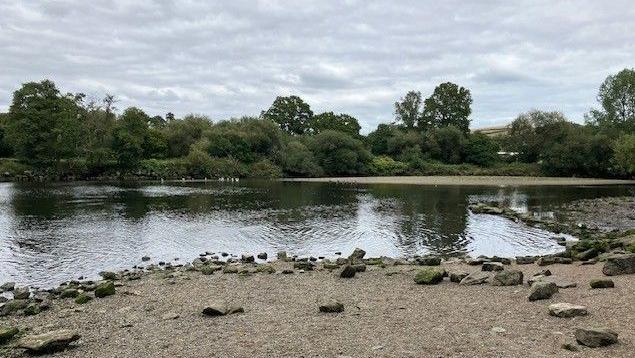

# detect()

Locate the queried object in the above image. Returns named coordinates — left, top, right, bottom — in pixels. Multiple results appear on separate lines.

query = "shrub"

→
left=369, top=156, right=409, bottom=176
left=248, top=159, right=282, bottom=178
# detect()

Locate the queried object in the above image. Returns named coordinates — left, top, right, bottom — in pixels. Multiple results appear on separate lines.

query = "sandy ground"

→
left=285, top=176, right=635, bottom=186
left=2, top=261, right=634, bottom=358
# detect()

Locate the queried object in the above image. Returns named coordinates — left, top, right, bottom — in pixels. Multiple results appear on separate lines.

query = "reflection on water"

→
left=0, top=181, right=632, bottom=288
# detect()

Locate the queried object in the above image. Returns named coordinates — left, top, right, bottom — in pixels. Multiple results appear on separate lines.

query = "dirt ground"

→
left=284, top=175, right=635, bottom=186
left=2, top=261, right=633, bottom=358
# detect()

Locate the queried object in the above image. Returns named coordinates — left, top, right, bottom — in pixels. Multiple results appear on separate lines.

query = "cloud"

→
left=0, top=0, right=634, bottom=132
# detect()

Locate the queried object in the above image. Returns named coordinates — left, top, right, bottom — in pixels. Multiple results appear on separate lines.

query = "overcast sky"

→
left=1, top=1, right=634, bottom=132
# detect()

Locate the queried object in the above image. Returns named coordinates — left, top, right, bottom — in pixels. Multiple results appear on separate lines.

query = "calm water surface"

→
left=0, top=181, right=633, bottom=288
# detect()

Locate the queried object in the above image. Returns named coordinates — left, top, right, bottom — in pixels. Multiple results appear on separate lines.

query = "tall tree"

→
left=112, top=107, right=150, bottom=169
left=6, top=80, right=83, bottom=163
left=422, top=82, right=472, bottom=134
left=394, top=91, right=423, bottom=129
left=261, top=95, right=313, bottom=135
left=310, top=112, right=361, bottom=136
left=588, top=68, right=635, bottom=132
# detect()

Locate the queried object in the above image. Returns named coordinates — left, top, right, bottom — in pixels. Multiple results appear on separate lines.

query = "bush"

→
left=424, top=126, right=466, bottom=164
left=369, top=156, right=409, bottom=176
left=248, top=159, right=282, bottom=178
left=308, top=130, right=371, bottom=176
left=464, top=133, right=499, bottom=166
left=612, top=134, right=635, bottom=176
left=281, top=141, right=323, bottom=177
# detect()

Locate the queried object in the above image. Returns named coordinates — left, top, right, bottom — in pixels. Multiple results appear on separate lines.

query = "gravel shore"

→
left=285, top=176, right=635, bottom=186
left=2, top=260, right=633, bottom=357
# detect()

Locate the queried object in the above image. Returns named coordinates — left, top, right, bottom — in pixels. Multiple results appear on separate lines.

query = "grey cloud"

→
left=1, top=0, right=634, bottom=132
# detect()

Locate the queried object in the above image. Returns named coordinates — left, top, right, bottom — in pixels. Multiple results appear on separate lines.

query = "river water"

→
left=0, top=181, right=632, bottom=288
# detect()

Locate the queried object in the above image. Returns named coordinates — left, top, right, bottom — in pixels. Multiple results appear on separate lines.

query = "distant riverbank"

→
left=285, top=176, right=635, bottom=186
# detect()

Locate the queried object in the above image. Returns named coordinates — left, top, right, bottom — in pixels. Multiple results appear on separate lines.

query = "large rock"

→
left=339, top=265, right=356, bottom=278
left=0, top=282, right=15, bottom=292
left=449, top=272, right=469, bottom=283
left=202, top=301, right=244, bottom=316
left=528, top=281, right=558, bottom=301
left=276, top=251, right=288, bottom=261
left=416, top=256, right=441, bottom=266
left=0, top=299, right=29, bottom=316
left=589, top=278, right=614, bottom=289
left=491, top=270, right=523, bottom=286
left=0, top=327, right=19, bottom=344
left=481, top=262, right=504, bottom=272
left=241, top=254, right=255, bottom=263
left=413, top=268, right=445, bottom=285
left=527, top=275, right=576, bottom=288
left=13, top=286, right=30, bottom=299
left=536, top=256, right=573, bottom=266
left=515, top=256, right=537, bottom=265
left=575, top=328, right=618, bottom=347
left=100, top=271, right=118, bottom=280
left=602, top=253, right=635, bottom=276
left=257, top=252, right=267, bottom=260
left=17, top=329, right=81, bottom=353
left=94, top=281, right=115, bottom=298
left=459, top=271, right=491, bottom=285
left=318, top=299, right=344, bottom=313
left=293, top=261, right=315, bottom=271
left=548, top=303, right=588, bottom=318
left=348, top=248, right=366, bottom=263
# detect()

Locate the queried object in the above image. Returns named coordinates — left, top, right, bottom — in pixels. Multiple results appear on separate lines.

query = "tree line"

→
left=0, top=69, right=633, bottom=180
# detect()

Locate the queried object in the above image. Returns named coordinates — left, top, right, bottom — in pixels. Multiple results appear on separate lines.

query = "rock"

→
left=13, top=286, right=30, bottom=299
left=590, top=278, right=614, bottom=289
left=528, top=281, right=558, bottom=301
left=0, top=299, right=29, bottom=316
left=482, top=262, right=504, bottom=271
left=536, top=269, right=552, bottom=277
left=335, top=251, right=342, bottom=255
left=201, top=265, right=222, bottom=275
left=0, top=327, right=19, bottom=344
left=222, top=266, right=239, bottom=274
left=491, top=270, right=523, bottom=286
left=414, top=268, right=445, bottom=285
left=318, top=299, right=344, bottom=313
left=576, top=248, right=598, bottom=261
left=74, top=293, right=93, bottom=304
left=141, top=256, right=151, bottom=261
left=293, top=261, right=315, bottom=271
left=459, top=271, right=491, bottom=285
left=561, top=343, right=579, bottom=352
left=276, top=251, right=288, bottom=261
left=255, top=265, right=275, bottom=274
left=348, top=248, right=366, bottom=263
left=490, top=326, right=506, bottom=334
left=335, top=257, right=349, bottom=265
left=548, top=303, right=588, bottom=318
left=100, top=271, right=118, bottom=280
left=352, top=263, right=366, bottom=272
left=416, top=256, right=441, bottom=266
left=575, top=328, right=618, bottom=348
left=309, top=256, right=318, bottom=262
left=202, top=301, right=244, bottom=316
left=94, top=281, right=115, bottom=298
left=323, top=262, right=340, bottom=270
left=339, top=265, right=356, bottom=278
left=602, top=253, right=635, bottom=276
left=257, top=252, right=268, bottom=260
left=17, top=329, right=81, bottom=353
left=241, top=254, right=255, bottom=263
left=466, top=257, right=486, bottom=265
left=281, top=269, right=294, bottom=274
left=449, top=272, right=469, bottom=283
left=490, top=256, right=512, bottom=265
left=162, top=312, right=180, bottom=320
left=60, top=288, right=80, bottom=299
left=469, top=203, right=504, bottom=215
left=515, top=256, right=536, bottom=264
left=23, top=303, right=41, bottom=316
left=0, top=282, right=15, bottom=291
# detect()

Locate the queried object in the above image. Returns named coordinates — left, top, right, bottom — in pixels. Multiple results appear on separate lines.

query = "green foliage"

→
left=540, top=127, right=613, bottom=177
left=366, top=124, right=401, bottom=156
left=422, top=82, right=472, bottom=134
left=0, top=113, right=12, bottom=157
left=281, top=141, right=323, bottom=177
left=112, top=107, right=150, bottom=169
left=310, top=112, right=361, bottom=137
left=308, top=130, right=371, bottom=176
left=6, top=80, right=83, bottom=163
left=261, top=95, right=313, bottom=135
left=612, top=134, right=635, bottom=176
left=424, top=126, right=466, bottom=164
left=464, top=133, right=499, bottom=166
left=506, top=110, right=569, bottom=162
left=165, top=114, right=213, bottom=157
left=248, top=159, right=282, bottom=178
left=587, top=68, right=635, bottom=132
left=394, top=91, right=423, bottom=129
left=368, top=156, right=409, bottom=176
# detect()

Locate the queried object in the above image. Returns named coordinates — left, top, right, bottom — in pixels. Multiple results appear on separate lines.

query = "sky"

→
left=1, top=1, right=634, bottom=132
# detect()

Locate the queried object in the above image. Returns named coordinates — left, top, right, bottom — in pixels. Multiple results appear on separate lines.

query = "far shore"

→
left=284, top=175, right=635, bottom=186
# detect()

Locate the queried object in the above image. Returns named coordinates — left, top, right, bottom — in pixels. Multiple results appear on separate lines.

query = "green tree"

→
left=112, top=107, right=150, bottom=169
left=424, top=126, right=466, bottom=164
left=308, top=130, right=371, bottom=175
left=366, top=124, right=401, bottom=156
left=394, top=91, right=423, bottom=129
left=6, top=80, right=83, bottom=163
left=0, top=113, right=13, bottom=157
left=80, top=96, right=116, bottom=170
left=541, top=128, right=612, bottom=177
left=310, top=112, right=361, bottom=137
left=464, top=133, right=499, bottom=166
left=281, top=141, right=323, bottom=177
left=261, top=95, right=313, bottom=135
left=164, top=114, right=212, bottom=157
left=506, top=110, right=569, bottom=162
left=588, top=68, right=635, bottom=132
left=612, top=134, right=635, bottom=176
left=422, top=82, right=472, bottom=133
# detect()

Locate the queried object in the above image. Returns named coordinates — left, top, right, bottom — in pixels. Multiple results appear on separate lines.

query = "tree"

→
left=112, top=107, right=150, bottom=169
left=80, top=96, right=117, bottom=170
left=0, top=113, right=13, bottom=157
left=6, top=80, right=83, bottom=163
left=464, top=133, right=499, bottom=166
left=366, top=124, right=401, bottom=156
left=281, top=141, right=323, bottom=177
left=310, top=112, right=361, bottom=137
left=612, top=134, right=635, bottom=176
left=261, top=95, right=313, bottom=135
left=308, top=130, right=371, bottom=175
left=422, top=82, right=472, bottom=133
left=506, top=110, right=569, bottom=162
left=541, top=128, right=612, bottom=177
left=164, top=114, right=212, bottom=157
left=588, top=68, right=635, bottom=132
left=394, top=91, right=423, bottom=129
left=424, top=126, right=466, bottom=164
